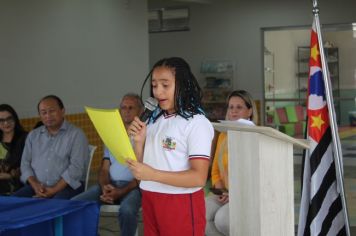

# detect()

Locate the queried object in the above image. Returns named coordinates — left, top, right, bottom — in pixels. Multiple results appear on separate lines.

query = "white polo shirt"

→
left=140, top=113, right=214, bottom=194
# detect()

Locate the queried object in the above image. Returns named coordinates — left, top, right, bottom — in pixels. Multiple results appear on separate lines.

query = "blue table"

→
left=0, top=196, right=99, bottom=236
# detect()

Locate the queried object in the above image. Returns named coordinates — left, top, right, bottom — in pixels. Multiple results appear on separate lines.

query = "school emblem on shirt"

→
left=161, top=136, right=176, bottom=151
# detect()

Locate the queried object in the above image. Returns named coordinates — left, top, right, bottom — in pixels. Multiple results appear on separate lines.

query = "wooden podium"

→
left=212, top=123, right=309, bottom=236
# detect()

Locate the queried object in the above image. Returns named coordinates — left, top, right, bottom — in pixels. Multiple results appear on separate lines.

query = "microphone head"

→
left=144, top=97, right=158, bottom=112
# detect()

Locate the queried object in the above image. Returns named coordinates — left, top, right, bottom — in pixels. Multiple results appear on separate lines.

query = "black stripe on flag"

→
left=309, top=127, right=332, bottom=176
left=336, top=226, right=346, bottom=236
left=303, top=161, right=336, bottom=235
left=319, top=195, right=343, bottom=235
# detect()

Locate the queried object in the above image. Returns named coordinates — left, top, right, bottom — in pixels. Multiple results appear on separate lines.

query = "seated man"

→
left=14, top=95, right=89, bottom=199
left=72, top=93, right=143, bottom=236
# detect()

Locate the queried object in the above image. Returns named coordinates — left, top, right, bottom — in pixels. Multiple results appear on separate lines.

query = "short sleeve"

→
left=186, top=115, right=214, bottom=160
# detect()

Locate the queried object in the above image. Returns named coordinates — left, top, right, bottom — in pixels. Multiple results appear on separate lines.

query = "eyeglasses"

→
left=0, top=116, right=15, bottom=125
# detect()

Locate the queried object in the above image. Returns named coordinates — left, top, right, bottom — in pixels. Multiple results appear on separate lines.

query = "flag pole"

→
left=312, top=0, right=351, bottom=234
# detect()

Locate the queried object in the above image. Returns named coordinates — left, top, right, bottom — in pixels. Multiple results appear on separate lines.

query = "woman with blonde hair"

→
left=205, top=90, right=258, bottom=236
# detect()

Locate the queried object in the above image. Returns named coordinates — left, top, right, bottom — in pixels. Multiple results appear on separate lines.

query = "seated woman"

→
left=0, top=104, right=28, bottom=195
left=205, top=90, right=258, bottom=236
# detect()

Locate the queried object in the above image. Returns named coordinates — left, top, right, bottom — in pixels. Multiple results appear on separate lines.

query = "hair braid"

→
left=149, top=57, right=204, bottom=122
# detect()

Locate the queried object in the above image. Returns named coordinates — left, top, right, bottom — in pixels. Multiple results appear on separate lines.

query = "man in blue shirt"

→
left=72, top=93, right=143, bottom=236
left=14, top=95, right=89, bottom=199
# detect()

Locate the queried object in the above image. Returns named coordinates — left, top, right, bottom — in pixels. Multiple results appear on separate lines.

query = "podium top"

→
left=212, top=122, right=310, bottom=149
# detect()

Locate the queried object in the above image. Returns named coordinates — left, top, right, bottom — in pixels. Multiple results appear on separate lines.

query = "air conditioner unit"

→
left=149, top=7, right=190, bottom=33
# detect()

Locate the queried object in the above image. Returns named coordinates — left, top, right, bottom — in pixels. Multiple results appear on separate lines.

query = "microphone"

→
left=140, top=97, right=158, bottom=122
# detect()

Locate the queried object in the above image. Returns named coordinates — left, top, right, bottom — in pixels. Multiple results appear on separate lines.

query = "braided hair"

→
left=145, top=57, right=204, bottom=122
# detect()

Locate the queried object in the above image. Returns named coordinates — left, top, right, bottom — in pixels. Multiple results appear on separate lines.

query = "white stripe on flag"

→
left=309, top=139, right=317, bottom=153
left=310, top=144, right=333, bottom=197
left=328, top=210, right=345, bottom=236
left=310, top=181, right=339, bottom=234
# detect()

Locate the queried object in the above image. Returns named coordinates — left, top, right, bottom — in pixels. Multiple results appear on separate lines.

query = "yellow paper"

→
left=85, top=106, right=136, bottom=164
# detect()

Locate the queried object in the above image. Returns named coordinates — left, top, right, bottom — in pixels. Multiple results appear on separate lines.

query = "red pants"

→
left=141, top=189, right=206, bottom=236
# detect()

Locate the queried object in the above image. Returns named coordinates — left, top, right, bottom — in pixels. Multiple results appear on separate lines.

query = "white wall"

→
left=148, top=0, right=356, bottom=102
left=0, top=0, right=149, bottom=118
left=2, top=0, right=356, bottom=118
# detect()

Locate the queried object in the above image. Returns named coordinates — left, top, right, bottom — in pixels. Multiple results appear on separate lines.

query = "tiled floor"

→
left=98, top=212, right=143, bottom=236
left=98, top=213, right=120, bottom=236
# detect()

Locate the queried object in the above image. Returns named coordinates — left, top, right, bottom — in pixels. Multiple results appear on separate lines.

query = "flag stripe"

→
left=303, top=161, right=337, bottom=235
left=336, top=226, right=346, bottom=236
left=331, top=211, right=347, bottom=236
left=318, top=195, right=343, bottom=235
left=311, top=161, right=336, bottom=216
left=309, top=127, right=331, bottom=175
left=310, top=144, right=333, bottom=197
